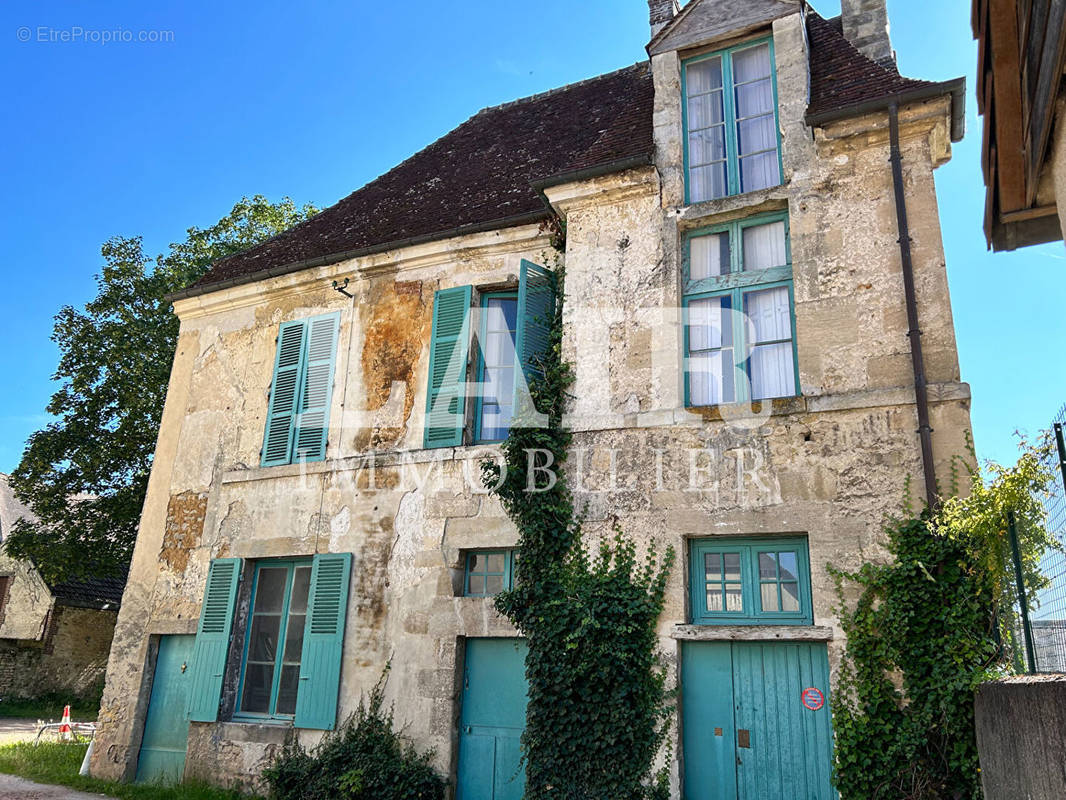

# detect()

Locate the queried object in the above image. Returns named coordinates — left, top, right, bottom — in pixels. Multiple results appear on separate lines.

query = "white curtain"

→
left=690, top=232, right=730, bottom=279
left=745, top=287, right=794, bottom=399
left=688, top=297, right=732, bottom=405
left=742, top=221, right=787, bottom=271
left=733, top=44, right=779, bottom=192
left=687, top=57, right=727, bottom=202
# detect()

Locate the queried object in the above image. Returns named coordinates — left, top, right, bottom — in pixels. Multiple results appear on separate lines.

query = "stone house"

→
left=0, top=474, right=124, bottom=701
left=91, top=0, right=972, bottom=796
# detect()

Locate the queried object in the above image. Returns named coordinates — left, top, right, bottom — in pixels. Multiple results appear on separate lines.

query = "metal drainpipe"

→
left=887, top=103, right=939, bottom=510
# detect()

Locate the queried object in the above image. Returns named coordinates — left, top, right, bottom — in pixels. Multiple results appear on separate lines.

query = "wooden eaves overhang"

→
left=974, top=0, right=1066, bottom=251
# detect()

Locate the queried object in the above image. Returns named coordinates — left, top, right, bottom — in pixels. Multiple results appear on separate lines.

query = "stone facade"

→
left=92, top=3, right=970, bottom=796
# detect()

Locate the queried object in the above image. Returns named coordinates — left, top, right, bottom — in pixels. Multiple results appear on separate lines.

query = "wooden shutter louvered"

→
left=185, top=558, right=241, bottom=722
left=294, top=313, right=339, bottom=462
left=423, top=286, right=472, bottom=449
left=514, top=260, right=557, bottom=419
left=293, top=552, right=352, bottom=730
left=262, top=321, right=307, bottom=466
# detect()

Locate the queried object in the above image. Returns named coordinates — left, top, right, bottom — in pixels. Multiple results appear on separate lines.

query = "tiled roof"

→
left=186, top=63, right=655, bottom=294
left=50, top=573, right=127, bottom=609
left=805, top=11, right=937, bottom=119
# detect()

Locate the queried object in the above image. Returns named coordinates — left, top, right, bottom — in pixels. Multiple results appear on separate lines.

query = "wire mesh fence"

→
left=1021, top=404, right=1066, bottom=672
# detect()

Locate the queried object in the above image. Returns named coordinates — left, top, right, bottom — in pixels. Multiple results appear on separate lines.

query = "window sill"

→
left=679, top=187, right=789, bottom=229
left=672, top=623, right=834, bottom=642
left=684, top=395, right=805, bottom=421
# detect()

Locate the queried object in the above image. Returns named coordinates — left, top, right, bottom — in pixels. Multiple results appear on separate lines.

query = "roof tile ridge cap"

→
left=807, top=6, right=928, bottom=85
left=470, top=61, right=650, bottom=117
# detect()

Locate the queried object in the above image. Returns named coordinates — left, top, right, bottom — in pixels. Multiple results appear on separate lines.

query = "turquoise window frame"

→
left=463, top=550, right=517, bottom=597
left=681, top=36, right=784, bottom=205
left=473, top=291, right=519, bottom=444
left=234, top=558, right=313, bottom=722
left=682, top=211, right=800, bottom=406
left=689, top=537, right=813, bottom=625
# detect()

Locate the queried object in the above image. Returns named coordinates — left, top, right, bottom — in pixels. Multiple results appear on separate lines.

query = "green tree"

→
left=6, top=195, right=317, bottom=584
left=831, top=438, right=1058, bottom=799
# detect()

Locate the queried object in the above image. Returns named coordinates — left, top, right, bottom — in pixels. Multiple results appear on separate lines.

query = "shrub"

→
left=262, top=673, right=444, bottom=800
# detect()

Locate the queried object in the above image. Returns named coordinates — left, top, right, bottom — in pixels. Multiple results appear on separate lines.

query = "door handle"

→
left=737, top=729, right=750, bottom=748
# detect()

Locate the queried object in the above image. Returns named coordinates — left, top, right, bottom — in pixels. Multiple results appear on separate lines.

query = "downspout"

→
left=887, top=103, right=938, bottom=509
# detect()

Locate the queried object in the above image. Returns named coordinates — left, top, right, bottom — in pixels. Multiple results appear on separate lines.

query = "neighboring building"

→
left=973, top=0, right=1066, bottom=250
left=92, top=0, right=971, bottom=796
left=0, top=474, right=124, bottom=701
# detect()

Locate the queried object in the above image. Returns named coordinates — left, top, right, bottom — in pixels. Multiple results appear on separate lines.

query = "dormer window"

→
left=683, top=39, right=782, bottom=203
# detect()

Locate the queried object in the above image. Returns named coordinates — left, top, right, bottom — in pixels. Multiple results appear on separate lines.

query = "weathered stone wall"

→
left=92, top=8, right=972, bottom=797
left=0, top=476, right=52, bottom=642
left=0, top=604, right=117, bottom=699
left=975, top=676, right=1066, bottom=800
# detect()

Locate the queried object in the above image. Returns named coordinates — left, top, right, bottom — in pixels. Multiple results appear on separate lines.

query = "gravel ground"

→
left=0, top=773, right=116, bottom=799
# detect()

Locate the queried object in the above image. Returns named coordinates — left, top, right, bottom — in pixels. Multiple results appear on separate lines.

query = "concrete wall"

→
left=975, top=676, right=1066, bottom=800
left=91, top=8, right=971, bottom=797
left=0, top=604, right=117, bottom=699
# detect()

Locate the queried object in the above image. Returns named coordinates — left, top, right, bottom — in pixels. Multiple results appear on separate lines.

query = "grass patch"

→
left=0, top=742, right=259, bottom=799
left=0, top=692, right=101, bottom=720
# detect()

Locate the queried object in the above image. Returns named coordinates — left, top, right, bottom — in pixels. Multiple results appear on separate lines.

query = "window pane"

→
left=468, top=575, right=485, bottom=595
left=723, top=553, right=741, bottom=581
left=687, top=57, right=723, bottom=95
left=706, top=585, right=724, bottom=612
left=742, top=222, right=787, bottom=272
left=486, top=553, right=505, bottom=573
left=737, top=115, right=776, bottom=156
left=690, top=233, right=730, bottom=280
left=479, top=298, right=517, bottom=440
left=688, top=125, right=726, bottom=167
left=746, top=287, right=792, bottom=343
left=487, top=297, right=518, bottom=332
left=739, top=151, right=781, bottom=193
left=471, top=554, right=486, bottom=572
left=732, top=44, right=771, bottom=84
left=283, top=613, right=306, bottom=662
left=759, top=552, right=777, bottom=579
left=240, top=664, right=273, bottom=714
left=289, top=567, right=311, bottom=614
left=782, top=582, right=801, bottom=612
left=705, top=552, right=722, bottom=581
left=725, top=583, right=744, bottom=611
left=248, top=615, right=280, bottom=662
left=688, top=297, right=725, bottom=351
left=688, top=92, right=725, bottom=131
left=254, top=568, right=288, bottom=613
left=689, top=351, right=736, bottom=406
left=750, top=343, right=795, bottom=400
left=761, top=582, right=780, bottom=612
left=276, top=665, right=300, bottom=715
left=485, top=576, right=504, bottom=595
left=735, top=78, right=774, bottom=119
left=778, top=552, right=799, bottom=581
left=689, top=163, right=727, bottom=202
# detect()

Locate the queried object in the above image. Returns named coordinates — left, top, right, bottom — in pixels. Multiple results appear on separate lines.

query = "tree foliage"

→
left=831, top=438, right=1058, bottom=800
left=6, top=196, right=317, bottom=583
left=482, top=254, right=674, bottom=800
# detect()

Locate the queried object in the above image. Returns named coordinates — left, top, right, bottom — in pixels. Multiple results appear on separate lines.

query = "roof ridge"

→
left=472, top=61, right=649, bottom=116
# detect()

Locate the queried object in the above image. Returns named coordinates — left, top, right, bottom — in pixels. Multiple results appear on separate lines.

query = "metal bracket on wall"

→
left=332, top=277, right=354, bottom=298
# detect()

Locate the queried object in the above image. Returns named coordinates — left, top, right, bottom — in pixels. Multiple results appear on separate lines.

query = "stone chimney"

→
left=649, top=0, right=680, bottom=38
left=841, top=0, right=895, bottom=67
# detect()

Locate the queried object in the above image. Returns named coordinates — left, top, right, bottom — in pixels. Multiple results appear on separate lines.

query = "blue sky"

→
left=0, top=0, right=1062, bottom=473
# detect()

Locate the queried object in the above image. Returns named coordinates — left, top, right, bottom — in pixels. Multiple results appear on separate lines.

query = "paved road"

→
left=0, top=721, right=37, bottom=746
left=0, top=774, right=115, bottom=799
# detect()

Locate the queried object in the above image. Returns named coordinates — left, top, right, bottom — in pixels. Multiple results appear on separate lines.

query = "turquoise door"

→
left=136, top=634, right=195, bottom=784
left=682, top=641, right=833, bottom=799
left=457, top=638, right=529, bottom=800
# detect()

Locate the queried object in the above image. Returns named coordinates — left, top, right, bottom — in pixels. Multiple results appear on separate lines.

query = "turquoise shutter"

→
left=294, top=552, right=352, bottom=730
left=185, top=558, right=241, bottom=722
left=423, top=286, right=472, bottom=448
left=514, top=260, right=557, bottom=414
left=294, top=313, right=339, bottom=462
left=262, top=321, right=306, bottom=466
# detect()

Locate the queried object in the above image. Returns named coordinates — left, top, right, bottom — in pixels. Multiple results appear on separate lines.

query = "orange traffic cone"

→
left=58, top=705, right=72, bottom=741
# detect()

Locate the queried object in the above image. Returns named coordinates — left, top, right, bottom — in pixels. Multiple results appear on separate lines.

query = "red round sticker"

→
left=801, top=687, right=825, bottom=711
